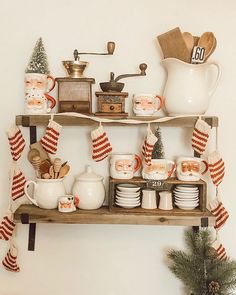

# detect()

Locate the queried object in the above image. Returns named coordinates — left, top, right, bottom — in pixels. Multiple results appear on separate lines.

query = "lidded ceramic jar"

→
left=72, top=165, right=105, bottom=210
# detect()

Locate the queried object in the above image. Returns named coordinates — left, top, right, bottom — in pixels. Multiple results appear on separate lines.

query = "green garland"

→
left=167, top=229, right=236, bottom=295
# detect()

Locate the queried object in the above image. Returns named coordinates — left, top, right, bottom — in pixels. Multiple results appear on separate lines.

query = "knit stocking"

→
left=7, top=125, right=26, bottom=161
left=2, top=244, right=20, bottom=272
left=191, top=118, right=211, bottom=155
left=209, top=196, right=229, bottom=231
left=141, top=127, right=157, bottom=166
left=212, top=236, right=227, bottom=260
left=0, top=213, right=16, bottom=241
left=11, top=166, right=26, bottom=201
left=41, top=119, right=62, bottom=154
left=91, top=125, right=112, bottom=162
left=208, top=151, right=225, bottom=186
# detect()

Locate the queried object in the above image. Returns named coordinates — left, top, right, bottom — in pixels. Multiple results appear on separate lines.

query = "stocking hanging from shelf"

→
left=141, top=125, right=157, bottom=166
left=91, top=124, right=112, bottom=162
left=2, top=243, right=20, bottom=272
left=0, top=213, right=16, bottom=241
left=208, top=195, right=229, bottom=231
left=191, top=118, right=211, bottom=155
left=10, top=165, right=26, bottom=201
left=7, top=125, right=26, bottom=161
left=41, top=118, right=62, bottom=154
left=211, top=234, right=227, bottom=260
left=208, top=150, right=225, bottom=186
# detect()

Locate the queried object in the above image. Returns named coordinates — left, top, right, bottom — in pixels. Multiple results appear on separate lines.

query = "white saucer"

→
left=115, top=202, right=141, bottom=208
left=174, top=196, right=199, bottom=202
left=116, top=196, right=140, bottom=203
left=116, top=191, right=140, bottom=198
left=116, top=184, right=141, bottom=193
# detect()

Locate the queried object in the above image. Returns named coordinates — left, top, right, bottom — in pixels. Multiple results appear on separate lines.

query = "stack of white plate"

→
left=115, top=184, right=141, bottom=208
left=173, top=185, right=199, bottom=210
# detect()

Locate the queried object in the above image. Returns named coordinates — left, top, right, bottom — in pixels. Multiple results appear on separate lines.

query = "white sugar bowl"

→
left=72, top=165, right=105, bottom=210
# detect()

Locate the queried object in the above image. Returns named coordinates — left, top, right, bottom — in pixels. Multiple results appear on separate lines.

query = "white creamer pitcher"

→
left=24, top=178, right=66, bottom=209
left=162, top=58, right=221, bottom=116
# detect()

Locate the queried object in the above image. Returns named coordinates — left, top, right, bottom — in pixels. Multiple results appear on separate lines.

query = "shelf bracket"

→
left=20, top=213, right=36, bottom=251
left=201, top=217, right=209, bottom=228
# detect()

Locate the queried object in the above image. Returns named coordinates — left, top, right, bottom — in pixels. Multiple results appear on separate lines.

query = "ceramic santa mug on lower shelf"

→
left=110, top=153, right=142, bottom=179
left=133, top=93, right=164, bottom=116
left=142, top=159, right=176, bottom=180
left=176, top=156, right=208, bottom=181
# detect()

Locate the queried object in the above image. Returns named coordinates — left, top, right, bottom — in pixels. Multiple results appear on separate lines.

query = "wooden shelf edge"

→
left=14, top=205, right=216, bottom=227
left=15, top=115, right=218, bottom=127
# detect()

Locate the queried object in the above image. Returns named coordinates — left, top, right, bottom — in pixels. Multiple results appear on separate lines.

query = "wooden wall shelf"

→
left=14, top=205, right=215, bottom=226
left=16, top=114, right=218, bottom=127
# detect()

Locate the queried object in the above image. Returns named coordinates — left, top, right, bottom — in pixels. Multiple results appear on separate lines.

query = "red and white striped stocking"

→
left=7, top=125, right=25, bottom=161
left=141, top=127, right=157, bottom=166
left=209, top=197, right=229, bottom=230
left=0, top=213, right=16, bottom=241
left=91, top=125, right=112, bottom=162
left=212, top=237, right=227, bottom=260
left=11, top=166, right=26, bottom=201
left=191, top=118, right=211, bottom=155
left=41, top=119, right=62, bottom=154
left=208, top=151, right=225, bottom=186
left=2, top=244, right=20, bottom=272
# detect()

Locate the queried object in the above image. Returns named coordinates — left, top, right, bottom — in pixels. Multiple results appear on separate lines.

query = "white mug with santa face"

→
left=133, top=93, right=164, bottom=116
left=176, top=156, right=208, bottom=181
left=110, top=153, right=142, bottom=179
left=24, top=73, right=56, bottom=114
left=142, top=159, right=176, bottom=180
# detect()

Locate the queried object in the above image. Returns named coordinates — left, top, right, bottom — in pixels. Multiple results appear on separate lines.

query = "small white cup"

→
left=158, top=191, right=173, bottom=210
left=141, top=189, right=157, bottom=209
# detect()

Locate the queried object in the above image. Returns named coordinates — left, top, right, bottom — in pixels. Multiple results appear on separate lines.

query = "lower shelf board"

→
left=14, top=205, right=216, bottom=227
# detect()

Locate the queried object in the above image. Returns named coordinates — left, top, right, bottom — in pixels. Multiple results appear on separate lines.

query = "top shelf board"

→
left=16, top=114, right=218, bottom=128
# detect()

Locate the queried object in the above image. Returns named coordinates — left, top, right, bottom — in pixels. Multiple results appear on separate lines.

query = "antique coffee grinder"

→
left=95, top=63, right=147, bottom=117
left=56, top=41, right=115, bottom=114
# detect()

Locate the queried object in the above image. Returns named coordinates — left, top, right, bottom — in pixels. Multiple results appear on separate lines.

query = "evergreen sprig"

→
left=26, top=37, right=49, bottom=74
left=167, top=229, right=236, bottom=295
left=151, top=126, right=165, bottom=159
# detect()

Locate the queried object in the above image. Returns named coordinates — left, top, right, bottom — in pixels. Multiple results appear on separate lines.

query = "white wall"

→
left=0, top=0, right=235, bottom=294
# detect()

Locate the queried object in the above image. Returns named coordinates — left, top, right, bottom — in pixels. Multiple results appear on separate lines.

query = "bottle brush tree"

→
left=167, top=229, right=236, bottom=295
left=152, top=126, right=165, bottom=159
left=25, top=37, right=49, bottom=74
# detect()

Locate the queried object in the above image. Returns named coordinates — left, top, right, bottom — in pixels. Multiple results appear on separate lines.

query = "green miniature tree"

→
left=167, top=229, right=236, bottom=295
left=151, top=126, right=165, bottom=159
left=25, top=37, right=49, bottom=74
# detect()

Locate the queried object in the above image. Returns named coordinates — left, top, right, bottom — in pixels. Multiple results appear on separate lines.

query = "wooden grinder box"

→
left=56, top=77, right=95, bottom=114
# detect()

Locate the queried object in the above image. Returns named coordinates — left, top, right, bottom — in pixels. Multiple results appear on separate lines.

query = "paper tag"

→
left=191, top=46, right=205, bottom=63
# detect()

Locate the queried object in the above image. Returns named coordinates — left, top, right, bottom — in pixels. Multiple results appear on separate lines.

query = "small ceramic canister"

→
left=158, top=191, right=173, bottom=210
left=141, top=189, right=157, bottom=209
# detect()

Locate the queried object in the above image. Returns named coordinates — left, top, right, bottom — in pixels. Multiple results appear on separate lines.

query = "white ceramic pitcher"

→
left=162, top=58, right=221, bottom=116
left=24, top=178, right=66, bottom=209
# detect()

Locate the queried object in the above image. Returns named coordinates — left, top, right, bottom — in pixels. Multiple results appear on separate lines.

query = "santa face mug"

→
left=133, top=94, right=164, bottom=116
left=176, top=156, right=208, bottom=181
left=142, top=159, right=176, bottom=180
left=24, top=73, right=56, bottom=114
left=110, top=153, right=142, bottom=179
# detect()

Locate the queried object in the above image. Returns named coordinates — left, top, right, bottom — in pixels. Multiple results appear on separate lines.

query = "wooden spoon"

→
left=27, top=148, right=40, bottom=163
left=182, top=32, right=194, bottom=61
left=198, top=32, right=215, bottom=62
left=58, top=164, right=70, bottom=178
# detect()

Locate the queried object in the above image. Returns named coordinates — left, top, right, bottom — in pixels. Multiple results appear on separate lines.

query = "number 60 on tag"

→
left=191, top=46, right=205, bottom=63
